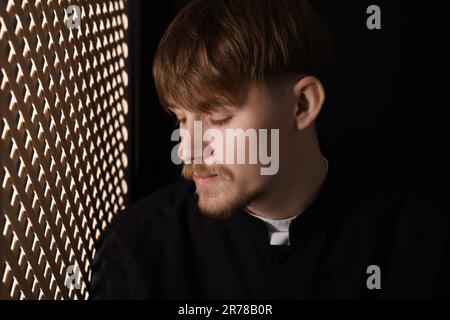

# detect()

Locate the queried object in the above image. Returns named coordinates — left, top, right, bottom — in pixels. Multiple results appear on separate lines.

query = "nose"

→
left=177, top=120, right=213, bottom=164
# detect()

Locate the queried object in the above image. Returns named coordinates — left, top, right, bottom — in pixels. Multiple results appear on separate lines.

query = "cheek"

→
left=229, top=163, right=270, bottom=190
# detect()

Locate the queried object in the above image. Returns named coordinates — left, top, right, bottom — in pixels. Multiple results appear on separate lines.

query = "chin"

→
left=196, top=187, right=247, bottom=219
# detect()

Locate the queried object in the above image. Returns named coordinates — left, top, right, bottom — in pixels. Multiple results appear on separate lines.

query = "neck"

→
left=246, top=133, right=328, bottom=220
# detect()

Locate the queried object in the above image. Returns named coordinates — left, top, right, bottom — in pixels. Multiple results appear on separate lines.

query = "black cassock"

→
left=90, top=159, right=450, bottom=299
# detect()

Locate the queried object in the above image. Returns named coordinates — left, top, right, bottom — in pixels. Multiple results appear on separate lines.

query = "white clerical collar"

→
left=246, top=155, right=329, bottom=246
left=247, top=211, right=299, bottom=245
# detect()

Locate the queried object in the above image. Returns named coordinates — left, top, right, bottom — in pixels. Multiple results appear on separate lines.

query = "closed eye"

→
left=209, top=116, right=233, bottom=126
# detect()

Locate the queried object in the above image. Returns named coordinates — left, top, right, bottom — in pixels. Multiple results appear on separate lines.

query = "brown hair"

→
left=152, top=0, right=331, bottom=113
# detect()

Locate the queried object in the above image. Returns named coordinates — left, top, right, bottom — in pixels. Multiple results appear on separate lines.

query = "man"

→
left=90, top=0, right=450, bottom=299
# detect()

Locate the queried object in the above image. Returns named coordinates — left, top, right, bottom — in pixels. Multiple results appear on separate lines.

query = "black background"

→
left=128, top=0, right=450, bottom=204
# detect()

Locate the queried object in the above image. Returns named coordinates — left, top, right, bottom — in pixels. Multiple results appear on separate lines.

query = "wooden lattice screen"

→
left=0, top=0, right=130, bottom=300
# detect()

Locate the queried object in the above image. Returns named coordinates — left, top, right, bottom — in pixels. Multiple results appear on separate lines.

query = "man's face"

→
left=175, top=82, right=293, bottom=218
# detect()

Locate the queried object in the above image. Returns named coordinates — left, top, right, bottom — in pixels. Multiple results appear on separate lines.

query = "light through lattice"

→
left=0, top=0, right=129, bottom=300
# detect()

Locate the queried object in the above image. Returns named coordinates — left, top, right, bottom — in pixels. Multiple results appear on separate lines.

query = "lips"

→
left=193, top=172, right=219, bottom=187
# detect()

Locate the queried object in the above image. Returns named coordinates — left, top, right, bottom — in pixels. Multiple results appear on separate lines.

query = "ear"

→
left=292, top=76, right=325, bottom=130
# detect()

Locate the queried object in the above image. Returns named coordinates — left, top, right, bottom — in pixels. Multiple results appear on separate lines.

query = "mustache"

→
left=182, top=164, right=232, bottom=180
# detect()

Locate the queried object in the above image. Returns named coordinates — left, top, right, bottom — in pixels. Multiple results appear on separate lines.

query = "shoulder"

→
left=116, top=178, right=196, bottom=223
left=347, top=173, right=450, bottom=236
left=90, top=179, right=197, bottom=298
left=97, top=179, right=197, bottom=253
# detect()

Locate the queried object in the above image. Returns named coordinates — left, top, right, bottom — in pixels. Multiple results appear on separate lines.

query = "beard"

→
left=182, top=164, right=250, bottom=219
